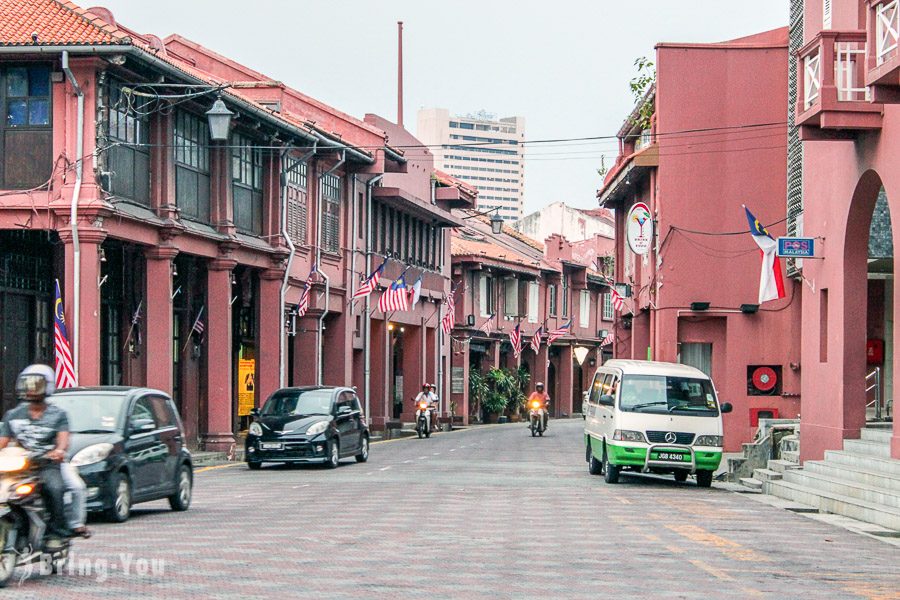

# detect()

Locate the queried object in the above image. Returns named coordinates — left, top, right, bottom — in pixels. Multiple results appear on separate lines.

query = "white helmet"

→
left=16, top=364, right=56, bottom=401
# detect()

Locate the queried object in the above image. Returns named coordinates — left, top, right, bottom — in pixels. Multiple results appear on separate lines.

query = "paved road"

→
left=4, top=419, right=899, bottom=599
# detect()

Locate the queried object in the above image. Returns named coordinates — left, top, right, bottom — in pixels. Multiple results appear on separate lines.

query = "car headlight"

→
left=305, top=421, right=329, bottom=436
left=71, top=443, right=114, bottom=467
left=248, top=422, right=263, bottom=437
left=694, top=435, right=723, bottom=447
left=612, top=429, right=646, bottom=443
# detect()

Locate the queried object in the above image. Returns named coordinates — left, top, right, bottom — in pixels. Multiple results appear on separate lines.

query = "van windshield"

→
left=618, top=375, right=719, bottom=416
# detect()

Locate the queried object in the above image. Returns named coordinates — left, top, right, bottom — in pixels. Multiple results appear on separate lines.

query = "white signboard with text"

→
left=626, top=201, right=653, bottom=255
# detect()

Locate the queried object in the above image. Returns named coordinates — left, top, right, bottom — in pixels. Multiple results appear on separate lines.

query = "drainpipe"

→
left=364, top=173, right=384, bottom=425
left=62, top=51, right=84, bottom=382
left=315, top=151, right=345, bottom=385
left=279, top=141, right=317, bottom=387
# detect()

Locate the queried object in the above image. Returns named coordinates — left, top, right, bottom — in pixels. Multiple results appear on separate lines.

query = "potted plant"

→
left=483, top=368, right=512, bottom=423
left=468, top=371, right=489, bottom=424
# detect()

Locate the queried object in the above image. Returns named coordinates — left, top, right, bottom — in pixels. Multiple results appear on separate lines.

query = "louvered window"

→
left=105, top=78, right=150, bottom=205
left=320, top=173, right=342, bottom=253
left=174, top=110, right=210, bottom=222
left=285, top=157, right=308, bottom=244
left=823, top=0, right=832, bottom=29
left=787, top=0, right=805, bottom=276
left=231, top=133, right=263, bottom=234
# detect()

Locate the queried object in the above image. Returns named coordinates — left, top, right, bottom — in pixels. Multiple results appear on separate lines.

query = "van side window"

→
left=608, top=377, right=619, bottom=398
left=600, top=374, right=613, bottom=396
left=588, top=373, right=604, bottom=404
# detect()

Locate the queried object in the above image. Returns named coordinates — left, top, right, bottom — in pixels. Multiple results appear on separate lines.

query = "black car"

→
left=50, top=387, right=193, bottom=523
left=246, top=386, right=369, bottom=469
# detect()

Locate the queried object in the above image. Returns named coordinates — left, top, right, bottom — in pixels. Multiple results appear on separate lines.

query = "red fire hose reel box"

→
left=749, top=407, right=779, bottom=428
left=867, top=339, right=884, bottom=365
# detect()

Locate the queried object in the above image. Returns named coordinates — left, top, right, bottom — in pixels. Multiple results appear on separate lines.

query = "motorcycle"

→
left=529, top=399, right=547, bottom=437
left=415, top=400, right=432, bottom=439
left=0, top=446, right=71, bottom=587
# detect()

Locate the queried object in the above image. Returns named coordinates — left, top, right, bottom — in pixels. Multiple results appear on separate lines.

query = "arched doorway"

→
left=866, top=187, right=893, bottom=422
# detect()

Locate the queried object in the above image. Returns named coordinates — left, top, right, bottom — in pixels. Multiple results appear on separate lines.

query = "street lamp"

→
left=490, top=213, right=504, bottom=234
left=206, top=96, right=234, bottom=141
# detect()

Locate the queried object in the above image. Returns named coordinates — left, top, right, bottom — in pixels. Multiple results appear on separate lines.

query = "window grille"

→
left=320, top=173, right=342, bottom=253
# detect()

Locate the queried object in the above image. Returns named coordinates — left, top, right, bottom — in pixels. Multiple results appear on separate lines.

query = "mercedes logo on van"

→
left=664, top=432, right=677, bottom=444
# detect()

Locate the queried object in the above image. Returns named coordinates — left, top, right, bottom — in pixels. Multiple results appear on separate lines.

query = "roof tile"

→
left=0, top=0, right=130, bottom=46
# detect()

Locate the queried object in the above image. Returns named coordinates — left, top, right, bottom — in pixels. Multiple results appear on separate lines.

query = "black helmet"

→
left=535, top=382, right=544, bottom=391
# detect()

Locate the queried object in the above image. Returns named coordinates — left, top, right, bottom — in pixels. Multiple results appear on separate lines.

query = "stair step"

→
left=768, top=459, right=802, bottom=474
left=861, top=428, right=894, bottom=444
left=764, top=479, right=900, bottom=531
left=782, top=469, right=900, bottom=509
left=825, top=450, right=900, bottom=477
left=752, top=468, right=782, bottom=482
left=843, top=439, right=892, bottom=458
left=805, top=460, right=900, bottom=494
left=781, top=450, right=800, bottom=463
left=740, top=477, right=763, bottom=490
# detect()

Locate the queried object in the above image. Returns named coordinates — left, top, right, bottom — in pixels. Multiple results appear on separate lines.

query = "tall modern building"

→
left=417, top=108, right=525, bottom=220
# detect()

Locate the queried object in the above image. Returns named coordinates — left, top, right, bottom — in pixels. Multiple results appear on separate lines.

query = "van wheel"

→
left=588, top=443, right=603, bottom=476
left=603, top=451, right=620, bottom=484
left=696, top=471, right=713, bottom=488
left=673, top=471, right=688, bottom=483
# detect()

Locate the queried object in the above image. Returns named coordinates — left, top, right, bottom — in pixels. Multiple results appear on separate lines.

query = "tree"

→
left=629, top=56, right=656, bottom=130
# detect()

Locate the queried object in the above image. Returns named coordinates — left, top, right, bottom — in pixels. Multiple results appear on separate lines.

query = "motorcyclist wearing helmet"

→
left=414, top=383, right=439, bottom=433
left=0, top=365, right=73, bottom=544
left=527, top=382, right=551, bottom=430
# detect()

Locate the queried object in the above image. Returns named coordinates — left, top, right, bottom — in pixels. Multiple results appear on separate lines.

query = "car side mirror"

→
left=720, top=402, right=733, bottom=414
left=131, top=418, right=155, bottom=433
left=599, top=394, right=614, bottom=406
left=337, top=406, right=352, bottom=416
left=250, top=408, right=260, bottom=418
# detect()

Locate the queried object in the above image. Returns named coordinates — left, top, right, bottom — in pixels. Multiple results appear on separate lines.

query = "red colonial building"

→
left=597, top=28, right=803, bottom=451
left=0, top=0, right=464, bottom=448
left=449, top=217, right=612, bottom=422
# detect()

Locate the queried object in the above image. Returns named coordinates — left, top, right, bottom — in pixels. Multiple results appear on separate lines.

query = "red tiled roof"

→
left=434, top=169, right=478, bottom=199
left=0, top=0, right=130, bottom=46
left=451, top=235, right=539, bottom=272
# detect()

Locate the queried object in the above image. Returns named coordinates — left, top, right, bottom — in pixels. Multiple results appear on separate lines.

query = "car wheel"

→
left=105, top=472, right=132, bottom=523
left=247, top=461, right=262, bottom=470
left=588, top=443, right=603, bottom=476
left=673, top=471, right=689, bottom=483
left=355, top=434, right=369, bottom=463
left=696, top=470, right=713, bottom=488
left=168, top=464, right=193, bottom=511
left=603, top=450, right=620, bottom=484
left=326, top=439, right=340, bottom=469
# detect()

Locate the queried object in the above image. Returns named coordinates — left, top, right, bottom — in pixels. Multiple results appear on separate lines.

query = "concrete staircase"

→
left=764, top=427, right=900, bottom=531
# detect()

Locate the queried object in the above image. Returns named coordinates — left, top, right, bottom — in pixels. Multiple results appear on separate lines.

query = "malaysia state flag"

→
left=744, top=206, right=785, bottom=304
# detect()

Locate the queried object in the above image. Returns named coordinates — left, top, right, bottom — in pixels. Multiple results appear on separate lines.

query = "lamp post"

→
left=462, top=206, right=504, bottom=235
left=206, top=96, right=234, bottom=141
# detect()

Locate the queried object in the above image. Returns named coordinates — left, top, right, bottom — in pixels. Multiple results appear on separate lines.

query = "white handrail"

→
left=877, top=0, right=900, bottom=65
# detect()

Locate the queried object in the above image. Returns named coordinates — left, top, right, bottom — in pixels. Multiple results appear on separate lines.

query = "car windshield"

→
left=49, top=394, right=125, bottom=433
left=261, top=390, right=333, bottom=416
left=618, top=375, right=719, bottom=416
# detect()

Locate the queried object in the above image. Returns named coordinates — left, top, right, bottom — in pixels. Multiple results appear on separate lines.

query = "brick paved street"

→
left=3, top=420, right=899, bottom=599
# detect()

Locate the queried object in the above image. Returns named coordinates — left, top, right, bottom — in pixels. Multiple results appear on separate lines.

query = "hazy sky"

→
left=94, top=1, right=788, bottom=214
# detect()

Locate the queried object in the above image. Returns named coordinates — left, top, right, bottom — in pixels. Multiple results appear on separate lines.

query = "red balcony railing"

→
left=797, top=30, right=883, bottom=135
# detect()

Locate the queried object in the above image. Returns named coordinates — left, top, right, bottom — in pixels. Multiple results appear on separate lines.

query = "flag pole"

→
left=122, top=299, right=143, bottom=352
left=182, top=306, right=205, bottom=353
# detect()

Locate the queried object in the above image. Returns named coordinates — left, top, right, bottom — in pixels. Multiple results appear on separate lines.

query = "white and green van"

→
left=583, top=360, right=732, bottom=488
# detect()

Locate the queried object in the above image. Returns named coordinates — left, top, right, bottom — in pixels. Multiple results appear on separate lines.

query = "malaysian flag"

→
left=191, top=306, right=206, bottom=337
left=530, top=326, right=543, bottom=354
left=379, top=275, right=409, bottom=313
left=295, top=265, right=317, bottom=318
left=352, top=259, right=387, bottom=301
left=546, top=319, right=572, bottom=345
left=601, top=331, right=614, bottom=347
left=510, top=323, right=522, bottom=358
left=609, top=286, right=626, bottom=312
left=441, top=291, right=456, bottom=335
left=53, top=280, right=77, bottom=389
left=480, top=315, right=495, bottom=335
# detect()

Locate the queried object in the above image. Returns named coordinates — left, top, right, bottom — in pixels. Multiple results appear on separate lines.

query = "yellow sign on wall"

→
left=238, top=359, right=256, bottom=416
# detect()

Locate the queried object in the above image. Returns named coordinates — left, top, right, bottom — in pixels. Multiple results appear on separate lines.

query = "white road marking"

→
left=379, top=466, right=392, bottom=471
left=418, top=456, right=428, bottom=460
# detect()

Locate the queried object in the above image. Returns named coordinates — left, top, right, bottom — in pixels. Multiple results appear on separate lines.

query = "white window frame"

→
left=579, top=290, right=590, bottom=328
left=527, top=281, right=539, bottom=323
left=504, top=276, right=519, bottom=319
left=602, top=293, right=614, bottom=321
left=479, top=274, right=493, bottom=317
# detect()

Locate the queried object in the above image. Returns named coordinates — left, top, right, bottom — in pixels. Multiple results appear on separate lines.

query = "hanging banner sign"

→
left=777, top=237, right=815, bottom=258
left=626, top=202, right=653, bottom=255
left=237, top=359, right=256, bottom=416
